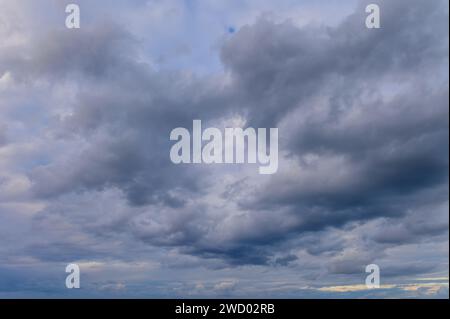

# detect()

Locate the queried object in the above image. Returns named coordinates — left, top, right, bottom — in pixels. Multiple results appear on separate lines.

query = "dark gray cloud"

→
left=0, top=124, right=7, bottom=146
left=215, top=0, right=449, bottom=251
left=18, top=25, right=234, bottom=207
left=221, top=0, right=448, bottom=127
left=22, top=0, right=448, bottom=267
left=0, top=0, right=448, bottom=297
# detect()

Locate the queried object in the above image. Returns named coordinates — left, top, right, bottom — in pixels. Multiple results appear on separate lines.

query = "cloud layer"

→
left=0, top=0, right=448, bottom=297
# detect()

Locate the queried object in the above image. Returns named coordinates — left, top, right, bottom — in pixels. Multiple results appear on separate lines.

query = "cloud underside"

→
left=0, top=0, right=448, bottom=297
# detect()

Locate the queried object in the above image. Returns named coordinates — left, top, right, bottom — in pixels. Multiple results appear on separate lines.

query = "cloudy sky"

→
left=0, top=0, right=448, bottom=298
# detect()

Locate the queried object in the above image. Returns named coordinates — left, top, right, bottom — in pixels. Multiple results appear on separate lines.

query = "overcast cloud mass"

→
left=0, top=0, right=448, bottom=298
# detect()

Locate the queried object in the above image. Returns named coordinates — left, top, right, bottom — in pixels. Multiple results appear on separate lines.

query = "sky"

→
left=0, top=0, right=448, bottom=298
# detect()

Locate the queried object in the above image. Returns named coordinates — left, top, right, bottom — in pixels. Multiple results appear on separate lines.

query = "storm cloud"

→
left=0, top=0, right=448, bottom=297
